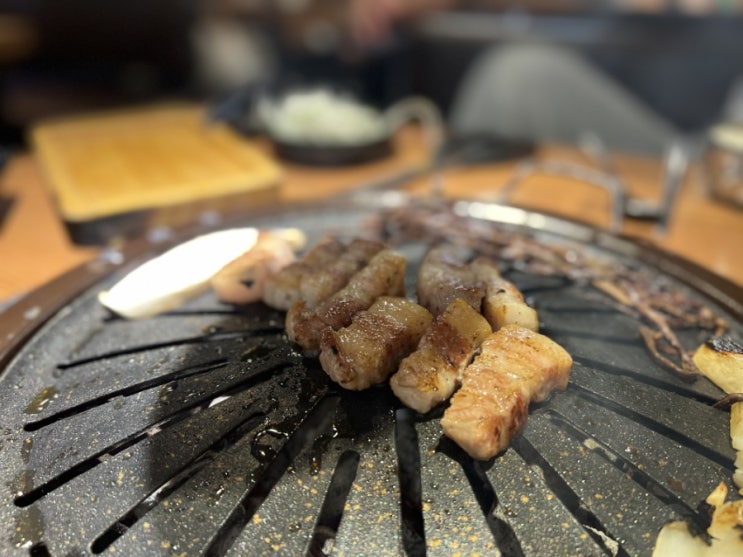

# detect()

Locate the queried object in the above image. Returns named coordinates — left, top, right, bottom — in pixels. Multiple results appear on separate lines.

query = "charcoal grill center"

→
left=0, top=203, right=737, bottom=557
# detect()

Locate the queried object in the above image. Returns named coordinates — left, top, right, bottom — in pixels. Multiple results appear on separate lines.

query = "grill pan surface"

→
left=1, top=199, right=741, bottom=557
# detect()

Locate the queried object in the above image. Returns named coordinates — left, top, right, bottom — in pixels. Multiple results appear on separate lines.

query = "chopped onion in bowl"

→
left=258, top=89, right=388, bottom=146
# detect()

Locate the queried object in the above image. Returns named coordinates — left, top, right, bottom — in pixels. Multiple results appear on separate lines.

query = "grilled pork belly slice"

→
left=470, top=257, right=539, bottom=332
left=390, top=298, right=492, bottom=414
left=441, top=325, right=572, bottom=460
left=263, top=236, right=346, bottom=310
left=319, top=296, right=433, bottom=390
left=415, top=246, right=537, bottom=332
left=286, top=249, right=407, bottom=351
left=416, top=245, right=484, bottom=316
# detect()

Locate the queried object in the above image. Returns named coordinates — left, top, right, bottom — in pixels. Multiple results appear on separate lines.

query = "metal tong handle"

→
left=496, top=135, right=690, bottom=234
left=581, top=132, right=690, bottom=232
left=495, top=159, right=627, bottom=234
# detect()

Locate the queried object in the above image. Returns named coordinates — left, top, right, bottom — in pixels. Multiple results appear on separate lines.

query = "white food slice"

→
left=651, top=520, right=709, bottom=557
left=98, top=228, right=259, bottom=319
left=211, top=229, right=304, bottom=305
left=692, top=337, right=743, bottom=395
left=732, top=402, right=743, bottom=493
left=653, top=482, right=743, bottom=556
left=732, top=403, right=743, bottom=452
left=693, top=338, right=743, bottom=494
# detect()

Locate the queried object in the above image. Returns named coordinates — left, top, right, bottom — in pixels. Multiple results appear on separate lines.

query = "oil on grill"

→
left=0, top=204, right=738, bottom=557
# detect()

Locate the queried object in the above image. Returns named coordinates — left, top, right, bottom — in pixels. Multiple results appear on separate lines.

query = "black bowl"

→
left=271, top=136, right=393, bottom=166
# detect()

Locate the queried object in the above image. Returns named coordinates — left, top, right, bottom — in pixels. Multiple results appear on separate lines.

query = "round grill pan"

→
left=1, top=199, right=741, bottom=557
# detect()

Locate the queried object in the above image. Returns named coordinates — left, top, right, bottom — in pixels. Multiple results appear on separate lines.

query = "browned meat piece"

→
left=263, top=236, right=346, bottom=310
left=286, top=249, right=407, bottom=351
left=211, top=231, right=298, bottom=305
left=415, top=245, right=485, bottom=316
left=441, top=325, right=572, bottom=460
left=390, top=298, right=492, bottom=413
left=319, top=297, right=433, bottom=390
left=298, top=238, right=385, bottom=309
left=470, top=257, right=539, bottom=332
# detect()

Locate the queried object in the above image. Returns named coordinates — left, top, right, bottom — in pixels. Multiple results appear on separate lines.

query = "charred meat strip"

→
left=415, top=244, right=485, bottom=316
left=440, top=324, right=573, bottom=460
left=390, top=298, right=492, bottom=414
left=415, top=246, right=537, bottom=331
left=263, top=236, right=346, bottom=310
left=286, top=249, right=407, bottom=351
left=319, top=296, right=433, bottom=390
left=379, top=202, right=729, bottom=380
left=470, top=257, right=539, bottom=332
left=299, top=238, right=385, bottom=309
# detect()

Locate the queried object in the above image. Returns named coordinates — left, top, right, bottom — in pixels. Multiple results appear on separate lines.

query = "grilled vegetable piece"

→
left=441, top=324, right=572, bottom=460
left=694, top=336, right=743, bottom=491
left=319, top=296, right=432, bottom=390
left=262, top=235, right=347, bottom=311
left=390, top=298, right=492, bottom=413
left=652, top=482, right=743, bottom=556
left=693, top=336, right=743, bottom=395
left=286, top=249, right=407, bottom=351
left=732, top=402, right=743, bottom=491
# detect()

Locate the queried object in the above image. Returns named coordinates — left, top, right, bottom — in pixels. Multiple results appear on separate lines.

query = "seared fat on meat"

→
left=390, top=298, right=492, bottom=414
left=298, top=238, right=385, bottom=309
left=319, top=297, right=433, bottom=390
left=416, top=245, right=485, bottom=316
left=441, top=325, right=572, bottom=460
left=263, top=236, right=346, bottom=310
left=286, top=249, right=407, bottom=351
left=415, top=246, right=538, bottom=332
left=470, top=257, right=539, bottom=332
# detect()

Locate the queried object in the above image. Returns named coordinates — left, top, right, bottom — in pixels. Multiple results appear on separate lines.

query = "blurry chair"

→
left=448, top=42, right=679, bottom=155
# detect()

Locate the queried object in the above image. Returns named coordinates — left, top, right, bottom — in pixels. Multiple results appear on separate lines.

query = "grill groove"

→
left=0, top=204, right=739, bottom=556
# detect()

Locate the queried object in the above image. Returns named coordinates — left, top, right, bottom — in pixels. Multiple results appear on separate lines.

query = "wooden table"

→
left=1, top=125, right=741, bottom=305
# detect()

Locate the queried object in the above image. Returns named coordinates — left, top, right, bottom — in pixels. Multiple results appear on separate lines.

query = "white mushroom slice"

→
left=98, top=227, right=259, bottom=319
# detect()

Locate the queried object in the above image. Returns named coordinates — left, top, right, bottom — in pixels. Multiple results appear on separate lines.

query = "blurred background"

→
left=1, top=0, right=742, bottom=149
